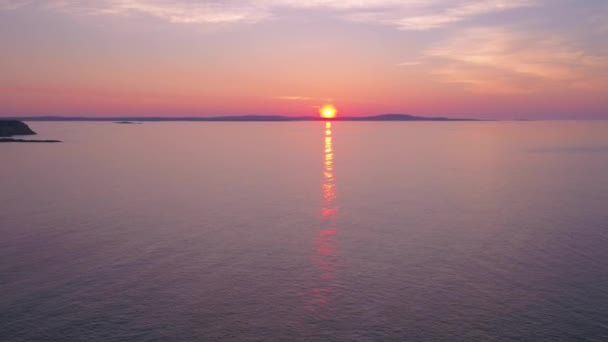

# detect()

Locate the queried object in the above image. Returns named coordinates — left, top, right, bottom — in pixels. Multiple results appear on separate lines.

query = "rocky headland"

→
left=0, top=120, right=37, bottom=137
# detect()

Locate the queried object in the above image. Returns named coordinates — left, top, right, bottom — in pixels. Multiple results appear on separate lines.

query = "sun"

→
left=320, top=104, right=337, bottom=119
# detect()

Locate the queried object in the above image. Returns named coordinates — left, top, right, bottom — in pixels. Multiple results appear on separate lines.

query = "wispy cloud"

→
left=396, top=61, right=422, bottom=67
left=0, top=0, right=538, bottom=29
left=0, top=0, right=30, bottom=10
left=98, top=1, right=270, bottom=24
left=342, top=0, right=538, bottom=30
left=392, top=0, right=538, bottom=30
left=274, top=96, right=312, bottom=101
left=418, top=27, right=608, bottom=93
left=2, top=0, right=271, bottom=24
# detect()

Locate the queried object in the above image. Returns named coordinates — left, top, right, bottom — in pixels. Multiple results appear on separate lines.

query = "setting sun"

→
left=320, top=105, right=337, bottom=119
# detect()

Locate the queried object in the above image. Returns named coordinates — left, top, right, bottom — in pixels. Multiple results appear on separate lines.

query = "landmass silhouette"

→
left=0, top=120, right=36, bottom=137
left=3, top=114, right=477, bottom=122
left=0, top=120, right=61, bottom=143
left=1, top=115, right=478, bottom=143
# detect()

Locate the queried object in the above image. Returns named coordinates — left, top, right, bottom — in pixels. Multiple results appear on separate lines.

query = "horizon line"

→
left=1, top=114, right=606, bottom=121
left=2, top=114, right=483, bottom=122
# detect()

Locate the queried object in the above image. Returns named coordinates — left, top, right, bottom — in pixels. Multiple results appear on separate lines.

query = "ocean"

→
left=2, top=121, right=608, bottom=341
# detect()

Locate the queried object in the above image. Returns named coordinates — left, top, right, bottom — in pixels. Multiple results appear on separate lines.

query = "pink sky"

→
left=1, top=0, right=607, bottom=119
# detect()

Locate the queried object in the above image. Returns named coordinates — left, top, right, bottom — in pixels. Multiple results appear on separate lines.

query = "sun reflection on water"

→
left=309, top=121, right=338, bottom=315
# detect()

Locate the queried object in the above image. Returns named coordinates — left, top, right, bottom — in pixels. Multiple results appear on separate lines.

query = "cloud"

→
left=418, top=27, right=608, bottom=93
left=392, top=0, right=538, bottom=30
left=396, top=61, right=422, bottom=66
left=343, top=0, right=538, bottom=30
left=1, top=0, right=271, bottom=24
left=50, top=0, right=270, bottom=24
left=0, top=0, right=30, bottom=10
left=0, top=0, right=538, bottom=29
left=274, top=96, right=312, bottom=101
left=98, top=1, right=270, bottom=24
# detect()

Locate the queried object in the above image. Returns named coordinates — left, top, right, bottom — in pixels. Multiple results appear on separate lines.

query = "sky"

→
left=1, top=0, right=607, bottom=119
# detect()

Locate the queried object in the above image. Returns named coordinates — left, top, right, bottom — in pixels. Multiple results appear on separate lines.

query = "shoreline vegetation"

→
left=3, top=114, right=478, bottom=122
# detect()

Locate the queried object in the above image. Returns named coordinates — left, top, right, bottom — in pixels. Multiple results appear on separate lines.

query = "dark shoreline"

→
left=0, top=138, right=61, bottom=143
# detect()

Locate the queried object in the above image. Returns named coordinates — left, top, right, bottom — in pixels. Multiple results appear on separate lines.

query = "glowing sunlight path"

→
left=309, top=121, right=338, bottom=316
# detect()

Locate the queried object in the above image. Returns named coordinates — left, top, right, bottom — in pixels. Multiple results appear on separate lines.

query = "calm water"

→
left=2, top=121, right=608, bottom=341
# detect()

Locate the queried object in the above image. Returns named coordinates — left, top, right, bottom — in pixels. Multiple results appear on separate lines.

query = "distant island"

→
left=0, top=120, right=61, bottom=143
left=3, top=114, right=477, bottom=122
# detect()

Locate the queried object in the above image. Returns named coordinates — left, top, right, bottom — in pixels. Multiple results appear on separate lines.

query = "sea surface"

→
left=1, top=121, right=608, bottom=341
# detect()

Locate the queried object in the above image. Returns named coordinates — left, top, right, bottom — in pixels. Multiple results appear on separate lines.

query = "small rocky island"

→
left=0, top=120, right=60, bottom=143
left=114, top=121, right=142, bottom=125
